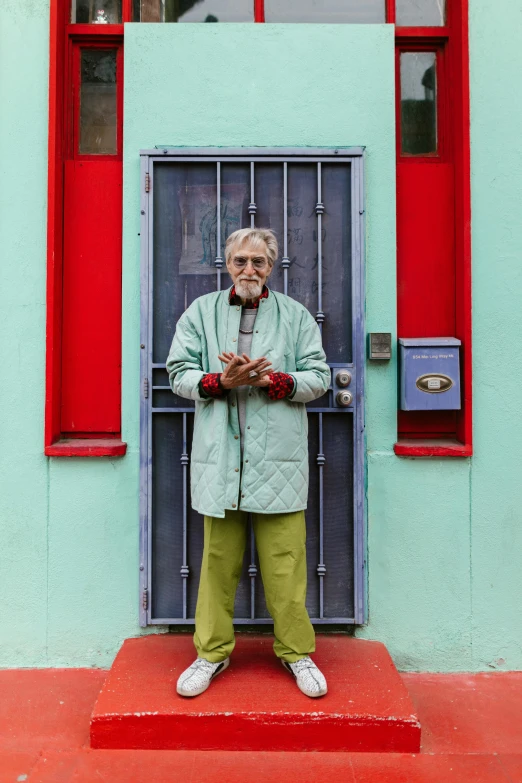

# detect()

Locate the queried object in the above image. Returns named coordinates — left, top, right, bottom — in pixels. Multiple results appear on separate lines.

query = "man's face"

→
left=226, top=240, right=272, bottom=301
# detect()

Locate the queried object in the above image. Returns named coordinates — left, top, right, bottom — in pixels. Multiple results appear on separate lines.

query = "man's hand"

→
left=218, top=352, right=273, bottom=390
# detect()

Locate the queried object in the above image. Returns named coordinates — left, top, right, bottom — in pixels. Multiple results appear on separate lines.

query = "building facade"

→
left=1, top=0, right=522, bottom=671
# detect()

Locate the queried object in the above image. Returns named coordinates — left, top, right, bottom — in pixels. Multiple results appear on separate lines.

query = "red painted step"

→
left=90, top=634, right=421, bottom=753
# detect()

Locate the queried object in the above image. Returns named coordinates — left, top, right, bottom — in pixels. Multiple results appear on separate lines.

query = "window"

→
left=396, top=0, right=445, bottom=27
left=400, top=51, right=437, bottom=155
left=132, top=0, right=253, bottom=23
left=264, top=0, right=385, bottom=24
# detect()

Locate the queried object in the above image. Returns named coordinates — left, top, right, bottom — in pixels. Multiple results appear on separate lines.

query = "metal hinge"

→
left=144, top=172, right=151, bottom=193
left=143, top=377, right=149, bottom=399
left=142, top=586, right=149, bottom=611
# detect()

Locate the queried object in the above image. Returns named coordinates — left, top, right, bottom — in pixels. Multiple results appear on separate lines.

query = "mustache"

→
left=238, top=276, right=261, bottom=283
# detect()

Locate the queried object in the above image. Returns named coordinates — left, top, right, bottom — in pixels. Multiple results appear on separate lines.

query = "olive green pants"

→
left=193, top=509, right=315, bottom=663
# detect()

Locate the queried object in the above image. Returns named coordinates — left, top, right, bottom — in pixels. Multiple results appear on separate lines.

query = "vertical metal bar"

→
left=352, top=155, right=366, bottom=625
left=248, top=515, right=257, bottom=619
left=215, top=162, right=223, bottom=289
left=316, top=162, right=326, bottom=618
left=317, top=413, right=326, bottom=619
left=146, top=157, right=154, bottom=623
left=139, top=153, right=150, bottom=627
left=282, top=162, right=289, bottom=295
left=249, top=162, right=256, bottom=227
left=316, top=162, right=325, bottom=329
left=181, top=413, right=189, bottom=619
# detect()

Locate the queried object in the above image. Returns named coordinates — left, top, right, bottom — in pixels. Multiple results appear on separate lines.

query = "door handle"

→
left=336, top=390, right=353, bottom=407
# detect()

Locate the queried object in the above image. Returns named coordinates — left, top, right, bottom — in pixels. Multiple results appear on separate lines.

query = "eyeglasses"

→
left=232, top=256, right=269, bottom=271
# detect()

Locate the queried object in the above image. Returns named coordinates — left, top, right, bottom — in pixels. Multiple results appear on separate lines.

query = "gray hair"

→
left=225, top=228, right=278, bottom=267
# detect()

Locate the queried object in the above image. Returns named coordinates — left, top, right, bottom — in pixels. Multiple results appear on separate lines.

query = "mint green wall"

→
left=2, top=2, right=522, bottom=672
left=0, top=0, right=164, bottom=668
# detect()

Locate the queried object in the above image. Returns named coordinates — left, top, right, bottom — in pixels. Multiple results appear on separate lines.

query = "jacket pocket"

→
left=265, top=399, right=305, bottom=462
left=191, top=400, right=220, bottom=464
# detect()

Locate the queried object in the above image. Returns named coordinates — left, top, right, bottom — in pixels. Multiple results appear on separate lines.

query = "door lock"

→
left=336, top=370, right=352, bottom=387
left=336, top=390, right=353, bottom=407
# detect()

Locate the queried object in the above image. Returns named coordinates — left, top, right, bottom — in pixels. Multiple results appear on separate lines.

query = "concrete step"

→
left=90, top=634, right=421, bottom=752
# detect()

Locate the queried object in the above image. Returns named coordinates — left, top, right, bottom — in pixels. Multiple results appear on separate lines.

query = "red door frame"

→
left=45, top=0, right=126, bottom=456
left=45, top=0, right=471, bottom=457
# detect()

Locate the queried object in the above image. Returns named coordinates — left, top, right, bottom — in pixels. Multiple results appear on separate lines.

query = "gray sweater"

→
left=236, top=308, right=258, bottom=451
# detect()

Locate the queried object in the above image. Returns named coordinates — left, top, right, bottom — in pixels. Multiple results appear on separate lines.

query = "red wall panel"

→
left=61, top=160, right=122, bottom=434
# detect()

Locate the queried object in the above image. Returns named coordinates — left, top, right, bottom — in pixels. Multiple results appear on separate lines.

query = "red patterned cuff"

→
left=267, top=372, right=295, bottom=400
left=200, top=373, right=227, bottom=398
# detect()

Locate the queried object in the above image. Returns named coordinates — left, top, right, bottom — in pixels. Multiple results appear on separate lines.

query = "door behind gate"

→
left=139, top=148, right=365, bottom=627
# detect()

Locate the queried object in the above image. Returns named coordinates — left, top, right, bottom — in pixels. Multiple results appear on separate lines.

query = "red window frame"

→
left=46, top=0, right=471, bottom=457
left=68, top=39, right=124, bottom=162
left=392, top=0, right=472, bottom=456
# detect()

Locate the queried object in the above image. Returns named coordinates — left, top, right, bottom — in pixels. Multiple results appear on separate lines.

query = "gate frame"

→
left=138, top=147, right=367, bottom=627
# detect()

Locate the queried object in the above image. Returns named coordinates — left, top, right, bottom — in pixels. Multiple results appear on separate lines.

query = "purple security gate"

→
left=139, top=148, right=366, bottom=627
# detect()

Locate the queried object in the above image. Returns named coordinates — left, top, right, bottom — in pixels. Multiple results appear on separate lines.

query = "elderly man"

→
left=166, top=227, right=330, bottom=698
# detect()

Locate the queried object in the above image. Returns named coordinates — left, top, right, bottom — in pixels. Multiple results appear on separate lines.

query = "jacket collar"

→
left=228, top=285, right=269, bottom=308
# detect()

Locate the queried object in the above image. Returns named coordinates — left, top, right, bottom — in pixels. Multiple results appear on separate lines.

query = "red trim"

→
left=394, top=0, right=472, bottom=455
left=254, top=0, right=264, bottom=23
left=450, top=0, right=472, bottom=450
left=122, top=0, right=132, bottom=22
left=45, top=0, right=67, bottom=449
left=394, top=440, right=472, bottom=458
left=46, top=0, right=125, bottom=455
left=45, top=439, right=127, bottom=457
left=67, top=23, right=124, bottom=35
left=395, top=26, right=449, bottom=38
left=385, top=0, right=395, bottom=24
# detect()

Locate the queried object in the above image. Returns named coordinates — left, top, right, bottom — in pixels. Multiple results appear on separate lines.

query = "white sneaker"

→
left=176, top=656, right=230, bottom=697
left=282, top=656, right=327, bottom=698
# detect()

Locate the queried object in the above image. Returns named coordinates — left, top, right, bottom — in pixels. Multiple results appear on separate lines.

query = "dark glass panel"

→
left=322, top=163, right=352, bottom=363
left=265, top=0, right=385, bottom=23
left=72, top=0, right=121, bottom=23
left=151, top=414, right=184, bottom=619
left=322, top=412, right=354, bottom=618
left=396, top=0, right=445, bottom=27
left=79, top=49, right=117, bottom=155
left=400, top=52, right=437, bottom=155
left=153, top=163, right=218, bottom=364
left=136, top=0, right=252, bottom=22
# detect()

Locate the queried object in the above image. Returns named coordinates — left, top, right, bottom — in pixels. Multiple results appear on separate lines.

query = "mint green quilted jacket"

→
left=166, top=286, right=330, bottom=518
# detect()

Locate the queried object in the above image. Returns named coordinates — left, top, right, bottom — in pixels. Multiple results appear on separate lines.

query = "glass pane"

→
left=136, top=0, right=253, bottom=23
left=79, top=49, right=117, bottom=155
left=72, top=0, right=121, bottom=23
left=265, top=0, right=385, bottom=23
left=400, top=52, right=437, bottom=155
left=396, top=0, right=445, bottom=26
left=321, top=163, right=352, bottom=363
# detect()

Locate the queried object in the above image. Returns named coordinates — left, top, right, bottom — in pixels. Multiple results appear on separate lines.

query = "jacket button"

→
left=234, top=435, right=239, bottom=439
left=247, top=425, right=250, bottom=429
left=232, top=503, right=236, bottom=508
left=245, top=460, right=249, bottom=463
left=232, top=338, right=237, bottom=342
left=231, top=402, right=236, bottom=407
left=235, top=468, right=239, bottom=472
left=241, top=494, right=245, bottom=498
left=236, top=306, right=240, bottom=311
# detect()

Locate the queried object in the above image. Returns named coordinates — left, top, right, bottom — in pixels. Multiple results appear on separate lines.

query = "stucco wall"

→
left=1, top=0, right=522, bottom=671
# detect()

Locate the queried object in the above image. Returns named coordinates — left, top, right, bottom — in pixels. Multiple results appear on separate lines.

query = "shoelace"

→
left=192, top=657, right=217, bottom=673
left=292, top=657, right=315, bottom=673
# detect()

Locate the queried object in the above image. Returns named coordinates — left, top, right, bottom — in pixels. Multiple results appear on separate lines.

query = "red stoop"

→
left=90, top=634, right=421, bottom=752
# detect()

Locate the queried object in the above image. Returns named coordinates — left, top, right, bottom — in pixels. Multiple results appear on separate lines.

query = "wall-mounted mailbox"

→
left=399, top=338, right=461, bottom=411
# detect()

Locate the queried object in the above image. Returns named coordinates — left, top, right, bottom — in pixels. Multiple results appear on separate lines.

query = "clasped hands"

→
left=217, top=351, right=273, bottom=390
